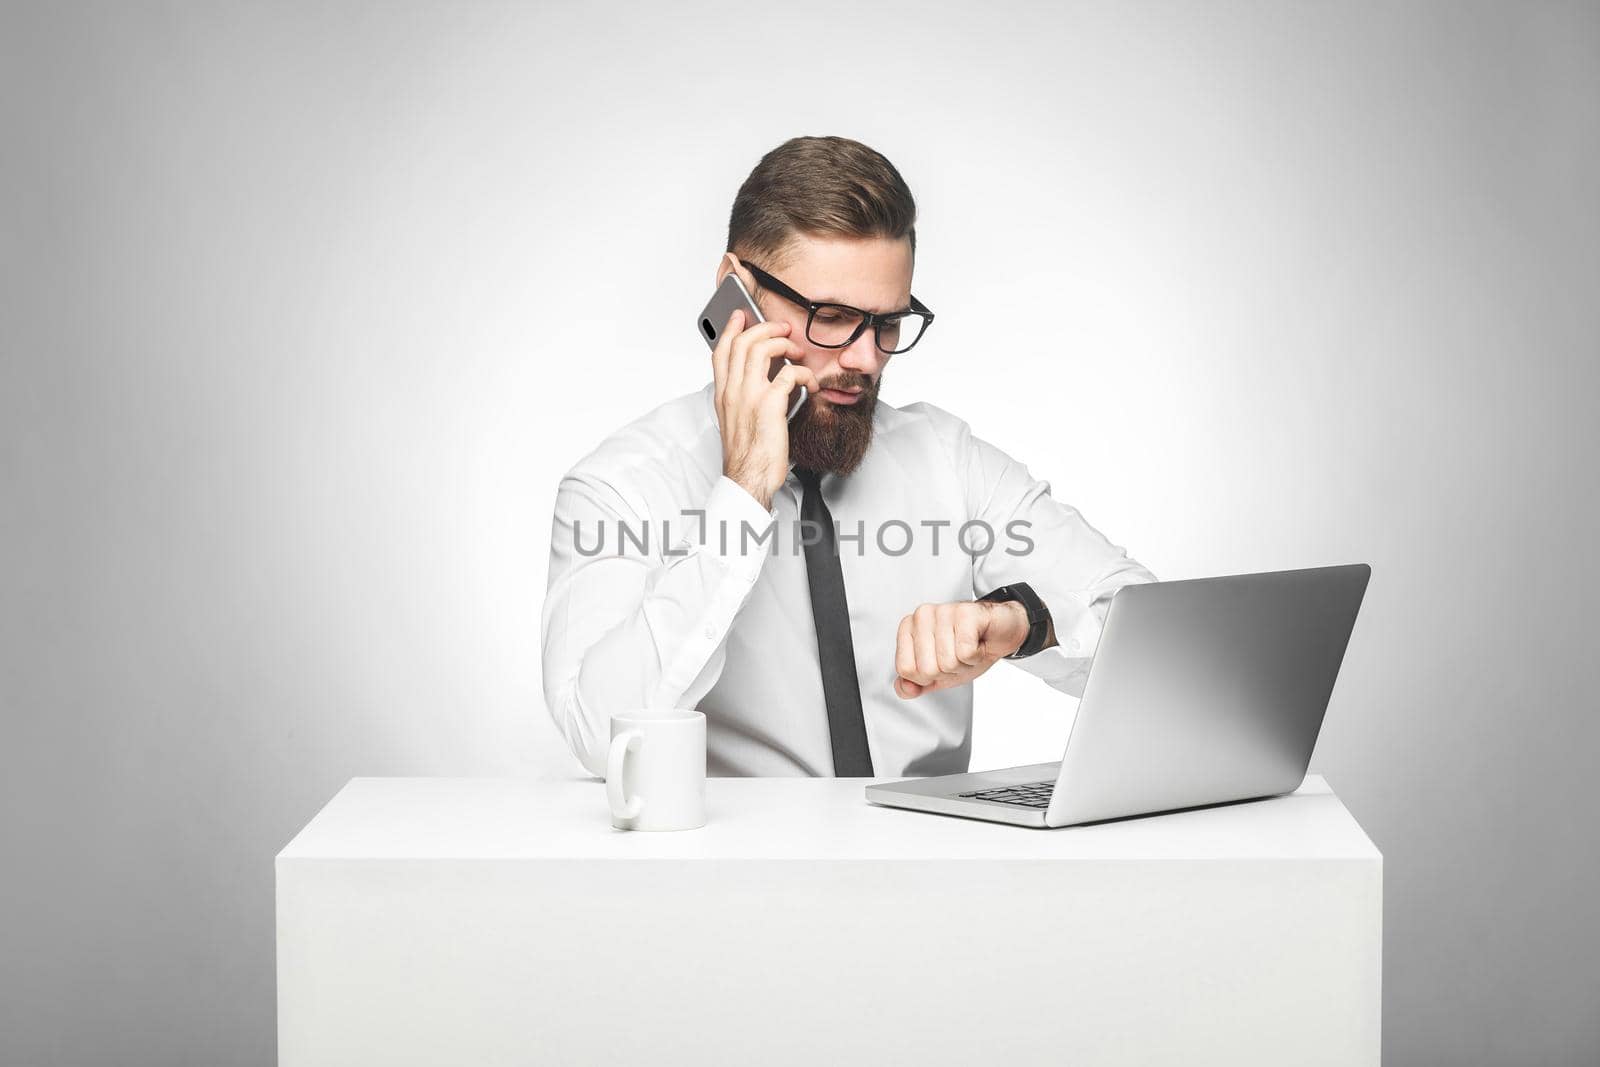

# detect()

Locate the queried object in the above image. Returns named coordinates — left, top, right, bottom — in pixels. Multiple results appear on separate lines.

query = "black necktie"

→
left=794, top=467, right=874, bottom=777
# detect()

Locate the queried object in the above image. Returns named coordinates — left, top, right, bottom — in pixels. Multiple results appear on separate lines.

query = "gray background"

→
left=3, top=1, right=1596, bottom=1064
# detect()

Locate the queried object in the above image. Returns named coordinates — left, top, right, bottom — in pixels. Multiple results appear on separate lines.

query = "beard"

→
left=786, top=369, right=880, bottom=476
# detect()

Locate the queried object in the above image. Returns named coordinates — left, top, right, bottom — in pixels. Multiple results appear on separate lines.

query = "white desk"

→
left=277, top=775, right=1381, bottom=1066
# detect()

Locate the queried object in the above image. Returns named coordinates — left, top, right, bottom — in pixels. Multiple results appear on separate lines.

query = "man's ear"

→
left=717, top=252, right=763, bottom=293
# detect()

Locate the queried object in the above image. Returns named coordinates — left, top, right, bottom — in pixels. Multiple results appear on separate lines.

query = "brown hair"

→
left=726, top=136, right=917, bottom=272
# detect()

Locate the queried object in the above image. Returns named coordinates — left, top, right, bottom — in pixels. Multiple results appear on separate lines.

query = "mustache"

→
left=817, top=371, right=876, bottom=395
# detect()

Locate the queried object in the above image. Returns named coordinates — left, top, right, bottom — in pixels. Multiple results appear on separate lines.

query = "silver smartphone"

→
left=696, top=272, right=807, bottom=421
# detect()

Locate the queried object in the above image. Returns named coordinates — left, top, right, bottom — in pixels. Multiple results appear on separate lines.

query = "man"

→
left=541, top=135, right=1157, bottom=778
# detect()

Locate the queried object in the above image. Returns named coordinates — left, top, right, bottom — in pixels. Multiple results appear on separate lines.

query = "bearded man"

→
left=541, top=135, right=1156, bottom=778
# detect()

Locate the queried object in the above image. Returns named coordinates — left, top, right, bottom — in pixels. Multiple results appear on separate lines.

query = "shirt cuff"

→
left=1005, top=590, right=1104, bottom=692
left=685, top=475, right=778, bottom=584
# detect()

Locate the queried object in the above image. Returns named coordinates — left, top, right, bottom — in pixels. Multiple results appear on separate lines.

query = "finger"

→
left=789, top=364, right=820, bottom=396
left=767, top=361, right=819, bottom=412
left=895, top=615, right=917, bottom=683
left=740, top=328, right=797, bottom=403
left=935, top=602, right=960, bottom=675
left=766, top=363, right=804, bottom=414
left=895, top=675, right=928, bottom=700
left=954, top=607, right=984, bottom=667
left=728, top=320, right=789, bottom=404
left=912, top=603, right=939, bottom=684
left=723, top=309, right=749, bottom=400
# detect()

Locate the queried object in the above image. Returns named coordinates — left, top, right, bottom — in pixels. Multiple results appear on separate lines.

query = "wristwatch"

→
left=978, top=582, right=1052, bottom=659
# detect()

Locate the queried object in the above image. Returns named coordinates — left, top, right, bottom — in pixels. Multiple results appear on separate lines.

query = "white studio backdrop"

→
left=3, top=2, right=1597, bottom=1065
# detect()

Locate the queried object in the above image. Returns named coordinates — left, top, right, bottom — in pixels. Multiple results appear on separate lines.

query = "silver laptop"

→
left=865, top=563, right=1371, bottom=828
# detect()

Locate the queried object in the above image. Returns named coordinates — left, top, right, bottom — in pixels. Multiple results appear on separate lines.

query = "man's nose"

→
left=837, top=324, right=885, bottom=376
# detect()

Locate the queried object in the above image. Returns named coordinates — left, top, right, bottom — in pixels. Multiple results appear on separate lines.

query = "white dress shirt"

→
left=541, top=381, right=1158, bottom=778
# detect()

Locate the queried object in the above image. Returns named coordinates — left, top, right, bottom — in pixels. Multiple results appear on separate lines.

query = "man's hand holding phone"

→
left=713, top=309, right=818, bottom=511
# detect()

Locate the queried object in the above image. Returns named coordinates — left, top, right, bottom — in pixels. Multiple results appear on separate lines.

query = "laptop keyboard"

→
left=956, top=779, right=1055, bottom=808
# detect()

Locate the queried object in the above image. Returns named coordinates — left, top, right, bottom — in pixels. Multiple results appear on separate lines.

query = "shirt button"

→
left=703, top=624, right=716, bottom=640
left=1067, top=639, right=1081, bottom=653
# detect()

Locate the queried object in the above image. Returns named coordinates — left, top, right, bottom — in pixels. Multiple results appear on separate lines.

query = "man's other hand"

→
left=893, top=599, right=1031, bottom=699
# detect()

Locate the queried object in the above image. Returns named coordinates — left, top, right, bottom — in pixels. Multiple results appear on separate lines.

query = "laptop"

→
left=865, top=563, right=1371, bottom=828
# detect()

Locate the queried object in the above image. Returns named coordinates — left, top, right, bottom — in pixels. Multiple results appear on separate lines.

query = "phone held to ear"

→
left=697, top=272, right=807, bottom=421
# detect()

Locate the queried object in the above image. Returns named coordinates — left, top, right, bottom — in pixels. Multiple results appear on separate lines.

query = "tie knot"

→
left=794, top=467, right=823, bottom=491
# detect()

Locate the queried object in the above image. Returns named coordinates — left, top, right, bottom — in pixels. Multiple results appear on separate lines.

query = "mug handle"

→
left=606, top=728, right=644, bottom=821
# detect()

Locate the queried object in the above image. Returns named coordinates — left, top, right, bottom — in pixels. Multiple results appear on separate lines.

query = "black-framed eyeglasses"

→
left=742, top=261, right=935, bottom=355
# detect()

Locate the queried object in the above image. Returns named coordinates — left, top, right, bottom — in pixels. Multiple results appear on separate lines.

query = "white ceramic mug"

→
left=607, top=709, right=706, bottom=831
